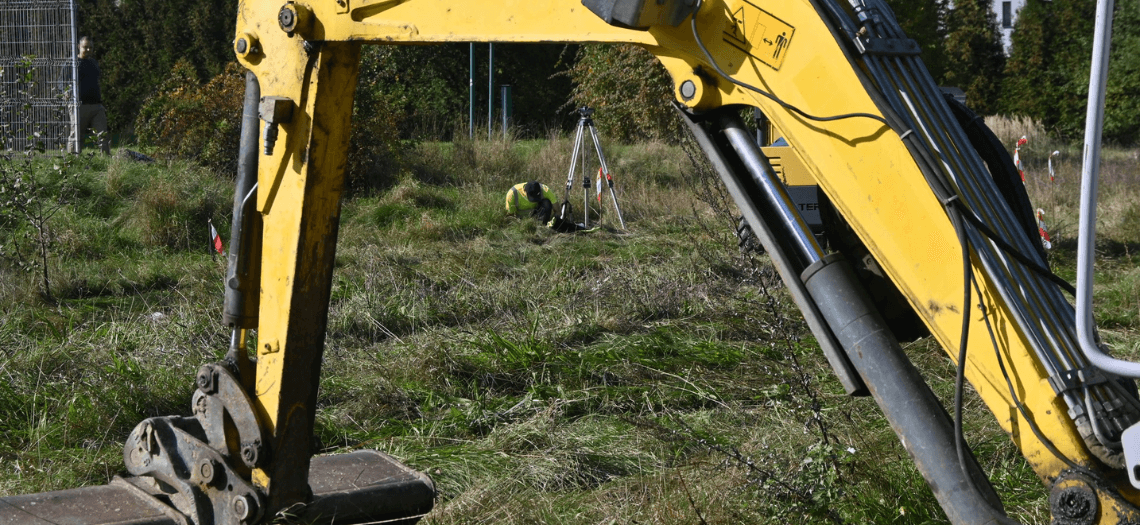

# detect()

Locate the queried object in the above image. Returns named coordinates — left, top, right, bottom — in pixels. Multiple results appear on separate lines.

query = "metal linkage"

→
left=123, top=363, right=268, bottom=525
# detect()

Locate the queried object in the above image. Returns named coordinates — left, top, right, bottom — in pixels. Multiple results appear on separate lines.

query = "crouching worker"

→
left=505, top=181, right=556, bottom=223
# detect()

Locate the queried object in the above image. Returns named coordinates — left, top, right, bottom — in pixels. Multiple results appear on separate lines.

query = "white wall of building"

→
left=993, top=0, right=1027, bottom=53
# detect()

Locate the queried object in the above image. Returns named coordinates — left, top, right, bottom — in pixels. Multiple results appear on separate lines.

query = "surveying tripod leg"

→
left=582, top=134, right=591, bottom=228
left=562, top=120, right=586, bottom=220
left=587, top=122, right=626, bottom=229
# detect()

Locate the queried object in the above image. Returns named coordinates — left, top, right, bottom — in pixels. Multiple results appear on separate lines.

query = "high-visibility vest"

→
left=505, top=182, right=556, bottom=214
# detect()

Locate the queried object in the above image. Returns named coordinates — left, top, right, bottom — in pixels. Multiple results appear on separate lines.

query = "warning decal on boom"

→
left=722, top=1, right=795, bottom=70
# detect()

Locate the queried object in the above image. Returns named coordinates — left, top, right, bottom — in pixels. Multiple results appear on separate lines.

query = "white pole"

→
left=1073, top=0, right=1140, bottom=377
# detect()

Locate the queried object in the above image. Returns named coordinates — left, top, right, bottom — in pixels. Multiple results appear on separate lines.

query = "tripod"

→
left=560, top=107, right=626, bottom=229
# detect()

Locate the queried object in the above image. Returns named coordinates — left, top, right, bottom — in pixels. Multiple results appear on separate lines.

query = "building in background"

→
left=992, top=0, right=1027, bottom=53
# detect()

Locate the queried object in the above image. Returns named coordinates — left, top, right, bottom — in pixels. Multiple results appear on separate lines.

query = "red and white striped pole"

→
left=208, top=219, right=226, bottom=260
left=1048, top=150, right=1059, bottom=182
left=1014, top=135, right=1028, bottom=182
left=1036, top=208, right=1052, bottom=250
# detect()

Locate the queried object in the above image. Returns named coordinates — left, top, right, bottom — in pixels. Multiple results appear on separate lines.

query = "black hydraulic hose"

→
left=223, top=70, right=262, bottom=330
left=957, top=210, right=1076, bottom=296
left=940, top=94, right=1108, bottom=418
left=896, top=58, right=1083, bottom=373
left=872, top=20, right=1085, bottom=382
left=944, top=96, right=1045, bottom=263
left=857, top=4, right=1101, bottom=418
left=813, top=0, right=1081, bottom=517
left=837, top=1, right=1064, bottom=364
left=854, top=52, right=960, bottom=205
left=863, top=1, right=1047, bottom=275
left=826, top=0, right=1135, bottom=476
left=948, top=209, right=1023, bottom=525
left=951, top=207, right=975, bottom=483
left=965, top=238, right=1085, bottom=472
left=884, top=54, right=1086, bottom=380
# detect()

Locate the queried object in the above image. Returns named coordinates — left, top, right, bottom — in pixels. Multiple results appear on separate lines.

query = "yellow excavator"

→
left=2, top=0, right=1136, bottom=523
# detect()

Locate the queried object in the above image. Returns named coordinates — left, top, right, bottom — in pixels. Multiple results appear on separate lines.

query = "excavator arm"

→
left=3, top=0, right=1139, bottom=523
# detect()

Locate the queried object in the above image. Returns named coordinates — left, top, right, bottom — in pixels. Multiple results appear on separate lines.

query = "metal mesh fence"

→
left=0, top=1, right=77, bottom=152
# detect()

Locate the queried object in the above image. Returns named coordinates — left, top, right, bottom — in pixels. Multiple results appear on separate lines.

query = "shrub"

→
left=347, top=47, right=412, bottom=194
left=566, top=44, right=682, bottom=144
left=135, top=60, right=245, bottom=175
left=136, top=57, right=411, bottom=192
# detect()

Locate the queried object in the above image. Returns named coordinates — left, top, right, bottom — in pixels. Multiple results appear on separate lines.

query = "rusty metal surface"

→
left=0, top=478, right=181, bottom=525
left=123, top=415, right=264, bottom=525
left=0, top=450, right=432, bottom=525
left=193, top=363, right=266, bottom=469
left=292, top=450, right=435, bottom=524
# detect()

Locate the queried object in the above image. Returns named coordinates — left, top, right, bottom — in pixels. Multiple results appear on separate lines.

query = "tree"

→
left=1038, top=0, right=1098, bottom=140
left=566, top=44, right=681, bottom=143
left=943, top=0, right=1006, bottom=114
left=357, top=43, right=577, bottom=140
left=0, top=152, right=84, bottom=302
left=883, top=0, right=949, bottom=83
left=77, top=0, right=239, bottom=132
left=1099, top=1, right=1140, bottom=144
left=1001, top=0, right=1058, bottom=123
left=1001, top=0, right=1140, bottom=143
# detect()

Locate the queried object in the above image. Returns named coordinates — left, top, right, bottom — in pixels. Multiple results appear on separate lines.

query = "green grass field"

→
left=1, top=128, right=1139, bottom=524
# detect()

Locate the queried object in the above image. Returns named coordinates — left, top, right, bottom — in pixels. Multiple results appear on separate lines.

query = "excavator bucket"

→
left=0, top=450, right=434, bottom=524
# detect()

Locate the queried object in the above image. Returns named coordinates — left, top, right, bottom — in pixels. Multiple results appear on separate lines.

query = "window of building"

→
left=1002, top=1, right=1013, bottom=28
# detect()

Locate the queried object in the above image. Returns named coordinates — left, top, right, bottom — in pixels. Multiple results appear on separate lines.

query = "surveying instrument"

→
left=560, top=106, right=626, bottom=229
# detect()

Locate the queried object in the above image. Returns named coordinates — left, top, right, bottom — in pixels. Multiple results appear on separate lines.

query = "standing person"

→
left=69, top=36, right=110, bottom=154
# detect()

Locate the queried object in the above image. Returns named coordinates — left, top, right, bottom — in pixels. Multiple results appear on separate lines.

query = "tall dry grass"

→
left=984, top=114, right=1047, bottom=147
left=16, top=124, right=1140, bottom=524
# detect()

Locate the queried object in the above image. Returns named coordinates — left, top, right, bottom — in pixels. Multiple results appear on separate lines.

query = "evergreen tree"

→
left=1002, top=0, right=1140, bottom=143
left=1049, top=0, right=1096, bottom=139
left=1001, top=0, right=1057, bottom=123
left=883, top=0, right=949, bottom=83
left=1103, top=0, right=1140, bottom=144
left=943, top=0, right=1006, bottom=114
left=77, top=0, right=238, bottom=132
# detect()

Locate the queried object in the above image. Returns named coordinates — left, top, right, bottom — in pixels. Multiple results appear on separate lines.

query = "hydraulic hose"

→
left=224, top=70, right=263, bottom=331
left=826, top=0, right=1139, bottom=462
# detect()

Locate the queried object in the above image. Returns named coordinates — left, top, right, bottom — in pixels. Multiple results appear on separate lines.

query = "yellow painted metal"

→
left=702, top=0, right=1093, bottom=486
left=237, top=1, right=365, bottom=508
left=709, top=4, right=1134, bottom=513
left=235, top=0, right=1140, bottom=519
left=762, top=146, right=815, bottom=186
